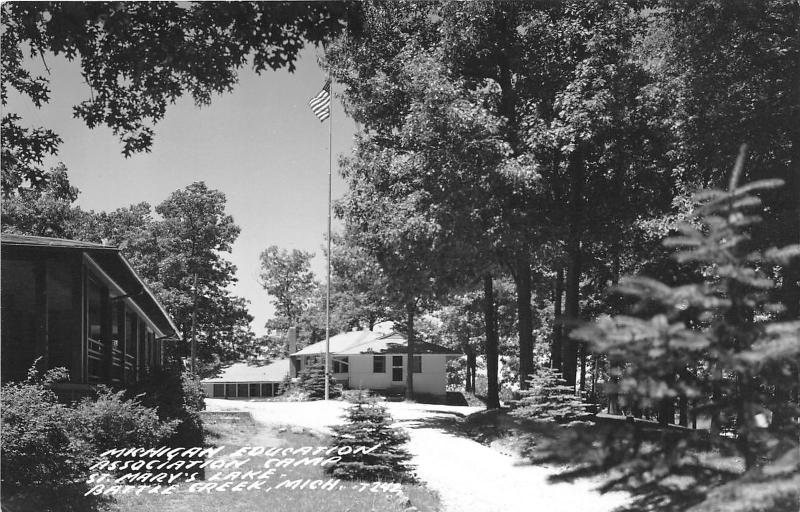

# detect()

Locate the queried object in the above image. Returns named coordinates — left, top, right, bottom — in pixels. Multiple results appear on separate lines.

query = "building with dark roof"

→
left=1, top=233, right=179, bottom=395
left=290, top=330, right=460, bottom=397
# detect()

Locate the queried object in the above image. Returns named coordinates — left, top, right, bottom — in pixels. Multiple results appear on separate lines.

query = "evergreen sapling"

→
left=326, top=391, right=414, bottom=482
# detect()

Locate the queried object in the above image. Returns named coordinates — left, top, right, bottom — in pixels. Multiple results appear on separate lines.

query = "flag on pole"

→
left=309, top=79, right=331, bottom=122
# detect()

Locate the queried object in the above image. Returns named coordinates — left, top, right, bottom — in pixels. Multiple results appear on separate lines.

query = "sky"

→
left=5, top=46, right=357, bottom=336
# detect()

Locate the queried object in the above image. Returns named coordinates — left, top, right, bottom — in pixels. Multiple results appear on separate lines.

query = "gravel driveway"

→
left=205, top=399, right=628, bottom=512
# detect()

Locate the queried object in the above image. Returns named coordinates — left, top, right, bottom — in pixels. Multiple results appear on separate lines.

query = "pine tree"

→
left=297, top=359, right=340, bottom=400
left=547, top=147, right=800, bottom=511
left=511, top=367, right=591, bottom=425
left=326, top=391, right=414, bottom=482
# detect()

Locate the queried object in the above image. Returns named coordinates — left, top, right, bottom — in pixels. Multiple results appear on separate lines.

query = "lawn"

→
left=104, top=411, right=441, bottom=512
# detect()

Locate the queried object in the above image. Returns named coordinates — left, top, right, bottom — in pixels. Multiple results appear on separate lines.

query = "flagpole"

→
left=324, top=77, right=332, bottom=401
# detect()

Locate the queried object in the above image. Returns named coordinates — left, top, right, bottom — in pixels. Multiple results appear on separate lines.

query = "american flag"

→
left=309, top=80, right=331, bottom=122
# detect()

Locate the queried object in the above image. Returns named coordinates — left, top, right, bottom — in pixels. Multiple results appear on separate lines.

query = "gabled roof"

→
left=1, top=233, right=113, bottom=250
left=291, top=331, right=460, bottom=356
left=1, top=233, right=179, bottom=338
left=201, top=359, right=289, bottom=383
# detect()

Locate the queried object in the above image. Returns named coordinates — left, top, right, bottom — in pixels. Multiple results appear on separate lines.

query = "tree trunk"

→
left=405, top=303, right=414, bottom=401
left=516, top=257, right=534, bottom=389
left=484, top=274, right=500, bottom=409
left=679, top=395, right=688, bottom=427
left=552, top=266, right=563, bottom=372
left=562, top=150, right=584, bottom=389
left=579, top=342, right=587, bottom=391
left=464, top=350, right=473, bottom=392
left=562, top=241, right=581, bottom=389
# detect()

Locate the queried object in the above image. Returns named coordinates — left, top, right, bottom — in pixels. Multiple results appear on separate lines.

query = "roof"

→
left=1, top=233, right=179, bottom=338
left=1, top=233, right=114, bottom=250
left=201, top=359, right=290, bottom=383
left=291, top=331, right=460, bottom=356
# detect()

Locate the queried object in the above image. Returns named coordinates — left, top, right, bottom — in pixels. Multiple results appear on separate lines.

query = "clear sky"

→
left=5, top=46, right=357, bottom=336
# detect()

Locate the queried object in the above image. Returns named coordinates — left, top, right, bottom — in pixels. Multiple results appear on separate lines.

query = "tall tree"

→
left=258, top=246, right=317, bottom=334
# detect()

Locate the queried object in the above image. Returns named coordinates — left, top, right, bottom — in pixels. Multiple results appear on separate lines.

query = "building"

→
left=200, top=359, right=289, bottom=399
left=289, top=330, right=460, bottom=397
left=1, top=234, right=179, bottom=395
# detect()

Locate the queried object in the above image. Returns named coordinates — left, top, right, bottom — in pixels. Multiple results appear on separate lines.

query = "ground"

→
left=205, top=398, right=629, bottom=512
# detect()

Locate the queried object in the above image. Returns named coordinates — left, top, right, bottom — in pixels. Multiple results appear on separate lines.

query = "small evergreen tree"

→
left=511, top=367, right=591, bottom=425
left=562, top=148, right=800, bottom=510
left=297, top=359, right=340, bottom=400
left=326, top=391, right=414, bottom=482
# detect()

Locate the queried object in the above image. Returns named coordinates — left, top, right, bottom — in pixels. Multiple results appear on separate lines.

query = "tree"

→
left=329, top=231, right=395, bottom=331
left=98, top=182, right=255, bottom=368
left=1, top=1, right=354, bottom=195
left=259, top=245, right=318, bottom=335
left=326, top=391, right=414, bottom=482
left=655, top=1, right=800, bottom=319
left=0, top=163, right=82, bottom=237
left=297, top=359, right=339, bottom=400
left=566, top=153, right=800, bottom=510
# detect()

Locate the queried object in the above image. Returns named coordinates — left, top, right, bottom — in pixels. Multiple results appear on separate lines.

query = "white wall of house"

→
left=348, top=354, right=448, bottom=396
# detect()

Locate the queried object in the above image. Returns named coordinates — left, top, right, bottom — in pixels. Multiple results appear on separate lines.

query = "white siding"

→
left=348, top=354, right=447, bottom=396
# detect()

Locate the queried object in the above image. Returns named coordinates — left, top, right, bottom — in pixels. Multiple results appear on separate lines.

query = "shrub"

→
left=297, top=359, right=340, bottom=400
left=69, top=386, right=177, bottom=453
left=0, top=370, right=91, bottom=491
left=511, top=367, right=591, bottom=425
left=326, top=390, right=414, bottom=482
left=126, top=363, right=205, bottom=447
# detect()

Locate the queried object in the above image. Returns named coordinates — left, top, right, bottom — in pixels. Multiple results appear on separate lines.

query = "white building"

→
left=200, top=358, right=289, bottom=399
left=289, top=330, right=460, bottom=398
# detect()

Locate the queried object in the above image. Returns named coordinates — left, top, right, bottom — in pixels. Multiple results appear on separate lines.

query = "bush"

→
left=69, top=386, right=177, bottom=453
left=297, top=359, right=341, bottom=400
left=0, top=371, right=91, bottom=491
left=511, top=367, right=591, bottom=425
left=326, top=390, right=414, bottom=482
left=1, top=363, right=185, bottom=499
left=126, top=363, right=205, bottom=447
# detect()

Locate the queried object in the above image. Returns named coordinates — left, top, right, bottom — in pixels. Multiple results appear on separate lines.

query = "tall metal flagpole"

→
left=324, top=78, right=332, bottom=401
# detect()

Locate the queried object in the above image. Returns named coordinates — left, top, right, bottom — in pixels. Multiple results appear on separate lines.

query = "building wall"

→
left=348, top=354, right=448, bottom=396
left=201, top=381, right=280, bottom=398
left=1, top=248, right=166, bottom=388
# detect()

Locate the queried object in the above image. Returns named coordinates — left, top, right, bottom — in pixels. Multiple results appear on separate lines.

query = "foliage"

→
left=0, top=368, right=90, bottom=491
left=326, top=391, right=414, bottom=482
left=1, top=1, right=353, bottom=194
left=1, top=364, right=177, bottom=497
left=559, top=160, right=800, bottom=510
left=297, top=359, right=340, bottom=400
left=259, top=245, right=318, bottom=333
left=511, top=367, right=591, bottom=425
left=127, top=364, right=206, bottom=448
left=68, top=387, right=177, bottom=454
left=0, top=163, right=82, bottom=236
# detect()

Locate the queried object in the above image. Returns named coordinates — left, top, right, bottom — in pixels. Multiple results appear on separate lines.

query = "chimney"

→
left=286, top=326, right=297, bottom=355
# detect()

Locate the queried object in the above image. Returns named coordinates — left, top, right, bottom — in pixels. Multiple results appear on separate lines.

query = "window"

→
left=261, top=383, right=274, bottom=397
left=249, top=383, right=261, bottom=397
left=332, top=357, right=349, bottom=373
left=237, top=383, right=249, bottom=397
left=213, top=384, right=224, bottom=397
left=225, top=384, right=236, bottom=397
left=373, top=355, right=386, bottom=373
left=412, top=355, right=422, bottom=373
left=392, top=355, right=403, bottom=382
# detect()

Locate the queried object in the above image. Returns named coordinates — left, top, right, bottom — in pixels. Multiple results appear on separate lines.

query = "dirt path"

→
left=205, top=399, right=628, bottom=512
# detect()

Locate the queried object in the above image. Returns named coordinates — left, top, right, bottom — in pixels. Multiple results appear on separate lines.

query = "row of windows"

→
left=373, top=355, right=421, bottom=374
left=212, top=383, right=279, bottom=398
left=302, top=355, right=423, bottom=381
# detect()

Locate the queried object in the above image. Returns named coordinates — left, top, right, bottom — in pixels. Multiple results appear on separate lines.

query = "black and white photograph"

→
left=1, top=2, right=798, bottom=511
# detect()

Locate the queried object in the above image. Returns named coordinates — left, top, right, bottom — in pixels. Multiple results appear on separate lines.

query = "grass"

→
left=103, top=412, right=441, bottom=512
